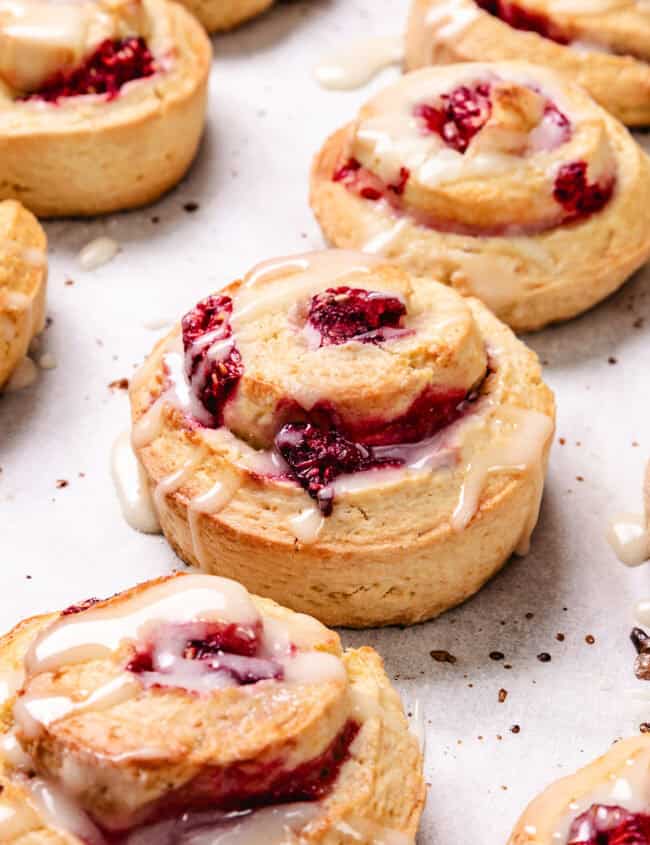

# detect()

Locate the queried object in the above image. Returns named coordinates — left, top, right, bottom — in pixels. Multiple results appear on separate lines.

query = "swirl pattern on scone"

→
left=129, top=250, right=555, bottom=627
left=176, top=0, right=273, bottom=33
left=0, top=200, right=47, bottom=388
left=508, top=736, right=650, bottom=844
left=0, top=0, right=211, bottom=217
left=310, top=63, right=650, bottom=332
left=406, top=0, right=650, bottom=126
left=0, top=573, right=425, bottom=843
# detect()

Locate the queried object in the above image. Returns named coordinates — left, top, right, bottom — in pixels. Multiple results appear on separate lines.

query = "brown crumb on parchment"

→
left=430, top=650, right=457, bottom=664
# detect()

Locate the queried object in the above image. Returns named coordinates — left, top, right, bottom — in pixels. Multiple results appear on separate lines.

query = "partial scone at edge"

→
left=0, top=200, right=47, bottom=387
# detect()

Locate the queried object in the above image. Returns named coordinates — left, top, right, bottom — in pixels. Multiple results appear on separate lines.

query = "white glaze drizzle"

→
left=607, top=513, right=649, bottom=567
left=425, top=0, right=481, bottom=40
left=79, top=236, right=120, bottom=271
left=452, top=405, right=553, bottom=533
left=314, top=36, right=403, bottom=91
left=552, top=748, right=650, bottom=843
left=111, top=430, right=161, bottom=534
left=288, top=506, right=325, bottom=545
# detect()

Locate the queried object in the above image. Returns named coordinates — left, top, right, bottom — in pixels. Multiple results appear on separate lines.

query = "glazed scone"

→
left=0, top=0, right=211, bottom=217
left=178, top=0, right=273, bottom=32
left=129, top=250, right=555, bottom=628
left=508, top=736, right=650, bottom=844
left=310, top=63, right=650, bottom=333
left=0, top=573, right=425, bottom=843
left=406, top=0, right=650, bottom=127
left=0, top=200, right=47, bottom=388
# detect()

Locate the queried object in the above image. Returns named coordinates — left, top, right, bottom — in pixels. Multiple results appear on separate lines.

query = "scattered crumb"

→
left=504, top=663, right=513, bottom=670
left=496, top=734, right=503, bottom=741
left=556, top=633, right=565, bottom=642
left=608, top=357, right=618, bottom=365
left=151, top=216, right=160, bottom=224
left=38, top=352, right=56, bottom=370
left=498, top=688, right=508, bottom=703
left=633, top=441, right=640, bottom=448
left=501, top=786, right=508, bottom=791
left=430, top=650, right=457, bottom=664
left=640, top=723, right=650, bottom=734
left=25, top=575, right=31, bottom=580
left=525, top=612, right=534, bottom=620
left=183, top=202, right=199, bottom=213
left=55, top=479, right=68, bottom=489
left=490, top=651, right=505, bottom=661
left=585, top=635, right=596, bottom=645
left=633, top=317, right=644, bottom=329
left=576, top=475, right=584, bottom=482
left=109, top=378, right=129, bottom=391
left=511, top=725, right=521, bottom=734
left=559, top=437, right=566, bottom=445
left=537, top=652, right=552, bottom=663
left=64, top=278, right=75, bottom=286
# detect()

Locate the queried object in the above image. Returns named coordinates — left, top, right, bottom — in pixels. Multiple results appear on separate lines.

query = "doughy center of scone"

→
left=9, top=575, right=354, bottom=834
left=0, top=0, right=154, bottom=96
left=174, top=251, right=490, bottom=513
left=339, top=66, right=616, bottom=234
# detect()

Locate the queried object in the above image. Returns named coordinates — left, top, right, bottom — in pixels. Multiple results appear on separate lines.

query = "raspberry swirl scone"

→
left=0, top=0, right=211, bottom=217
left=310, top=63, right=650, bottom=333
left=179, top=0, right=273, bottom=33
left=508, top=736, right=650, bottom=845
left=0, top=573, right=425, bottom=843
left=406, top=0, right=650, bottom=126
left=129, top=250, right=555, bottom=628
left=0, top=200, right=47, bottom=388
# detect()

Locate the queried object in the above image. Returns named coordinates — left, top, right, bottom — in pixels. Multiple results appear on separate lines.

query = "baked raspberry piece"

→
left=553, top=161, right=614, bottom=222
left=476, top=0, right=570, bottom=44
left=275, top=422, right=402, bottom=515
left=414, top=83, right=492, bottom=153
left=60, top=597, right=101, bottom=616
left=568, top=804, right=650, bottom=844
left=25, top=37, right=155, bottom=103
left=307, top=286, right=407, bottom=346
left=182, top=295, right=243, bottom=425
left=127, top=619, right=283, bottom=687
left=333, top=159, right=411, bottom=202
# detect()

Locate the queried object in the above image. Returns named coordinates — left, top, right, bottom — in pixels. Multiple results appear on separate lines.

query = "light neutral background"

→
left=1, top=1, right=650, bottom=841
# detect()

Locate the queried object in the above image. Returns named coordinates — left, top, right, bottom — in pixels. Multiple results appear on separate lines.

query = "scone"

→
left=406, top=0, right=650, bottom=126
left=129, top=250, right=555, bottom=628
left=0, top=573, right=425, bottom=843
left=0, top=200, right=47, bottom=388
left=179, top=0, right=273, bottom=33
left=310, top=62, right=650, bottom=332
left=508, top=736, right=650, bottom=844
left=0, top=0, right=211, bottom=217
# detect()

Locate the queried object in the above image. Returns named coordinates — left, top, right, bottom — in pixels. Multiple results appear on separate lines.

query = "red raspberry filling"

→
left=103, top=720, right=360, bottom=840
left=414, top=83, right=492, bottom=153
left=24, top=37, right=155, bottom=103
left=182, top=295, right=243, bottom=426
left=275, top=422, right=403, bottom=515
left=126, top=619, right=284, bottom=687
left=61, top=598, right=101, bottom=616
left=553, top=161, right=614, bottom=222
left=475, top=0, right=570, bottom=44
left=307, top=286, right=407, bottom=347
left=333, top=158, right=411, bottom=202
left=569, top=804, right=650, bottom=844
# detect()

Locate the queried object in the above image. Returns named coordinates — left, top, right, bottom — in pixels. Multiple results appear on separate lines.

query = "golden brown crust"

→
left=0, top=200, right=47, bottom=387
left=0, top=0, right=211, bottom=217
left=309, top=65, right=650, bottom=333
left=0, top=576, right=425, bottom=843
left=177, top=0, right=273, bottom=32
left=405, top=0, right=650, bottom=126
left=130, top=257, right=555, bottom=628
